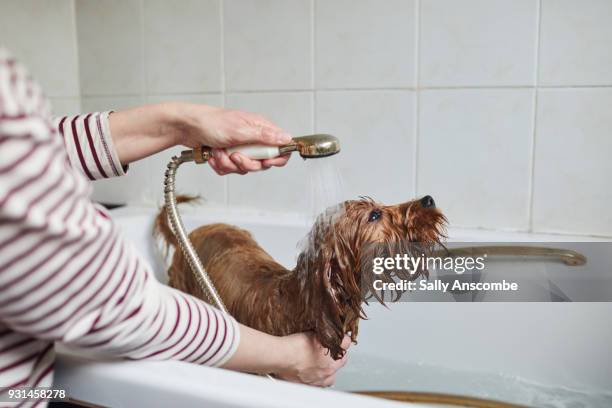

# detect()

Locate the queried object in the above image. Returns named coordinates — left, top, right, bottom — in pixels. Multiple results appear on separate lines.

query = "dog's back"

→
left=154, top=196, right=288, bottom=317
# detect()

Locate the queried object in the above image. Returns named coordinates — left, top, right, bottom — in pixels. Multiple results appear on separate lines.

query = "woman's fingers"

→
left=322, top=374, right=336, bottom=387
left=261, top=154, right=290, bottom=168
left=230, top=153, right=263, bottom=173
left=341, top=335, right=352, bottom=351
left=210, top=149, right=241, bottom=174
left=210, top=149, right=274, bottom=175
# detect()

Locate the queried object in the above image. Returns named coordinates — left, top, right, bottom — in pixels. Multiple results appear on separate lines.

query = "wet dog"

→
left=154, top=195, right=446, bottom=359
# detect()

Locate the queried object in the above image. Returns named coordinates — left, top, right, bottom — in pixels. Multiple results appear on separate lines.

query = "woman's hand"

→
left=172, top=103, right=292, bottom=175
left=109, top=102, right=292, bottom=174
left=275, top=333, right=351, bottom=387
left=222, top=324, right=350, bottom=387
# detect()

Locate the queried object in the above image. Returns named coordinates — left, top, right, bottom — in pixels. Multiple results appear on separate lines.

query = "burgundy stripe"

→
left=82, top=300, right=152, bottom=349
left=0, top=191, right=92, bottom=275
left=51, top=244, right=128, bottom=335
left=22, top=244, right=120, bottom=336
left=161, top=298, right=181, bottom=342
left=0, top=142, right=64, bottom=206
left=83, top=113, right=108, bottom=178
left=0, top=113, right=28, bottom=120
left=89, top=259, right=139, bottom=334
left=141, top=296, right=192, bottom=359
left=31, top=360, right=54, bottom=388
left=183, top=304, right=211, bottom=362
left=0, top=132, right=35, bottom=144
left=0, top=172, right=77, bottom=229
left=0, top=219, right=102, bottom=298
left=70, top=116, right=95, bottom=180
left=191, top=308, right=219, bottom=363
left=0, top=138, right=49, bottom=174
left=0, top=377, right=28, bottom=393
left=13, top=360, right=55, bottom=408
left=202, top=313, right=228, bottom=365
left=7, top=232, right=118, bottom=324
left=96, top=113, right=120, bottom=176
left=121, top=296, right=168, bottom=353
left=0, top=165, right=64, bottom=228
left=57, top=116, right=66, bottom=137
left=0, top=208, right=99, bottom=292
left=214, top=321, right=237, bottom=366
left=171, top=299, right=202, bottom=358
left=0, top=337, right=35, bottom=354
left=115, top=261, right=139, bottom=307
left=0, top=350, right=40, bottom=373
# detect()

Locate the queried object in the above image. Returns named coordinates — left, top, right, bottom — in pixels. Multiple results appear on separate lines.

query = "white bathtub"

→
left=54, top=206, right=612, bottom=408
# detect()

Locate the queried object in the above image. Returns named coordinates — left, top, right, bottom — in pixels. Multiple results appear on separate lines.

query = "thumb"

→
left=258, top=126, right=293, bottom=146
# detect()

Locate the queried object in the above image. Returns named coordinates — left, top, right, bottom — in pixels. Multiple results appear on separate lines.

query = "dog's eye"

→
left=368, top=209, right=382, bottom=222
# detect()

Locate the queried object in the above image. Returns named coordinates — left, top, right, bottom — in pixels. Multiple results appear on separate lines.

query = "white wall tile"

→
left=224, top=0, right=311, bottom=91
left=0, top=0, right=79, bottom=97
left=316, top=90, right=415, bottom=204
left=225, top=92, right=313, bottom=212
left=539, top=0, right=612, bottom=86
left=144, top=0, right=221, bottom=94
left=532, top=89, right=612, bottom=236
left=145, top=94, right=226, bottom=206
left=76, top=0, right=143, bottom=96
left=315, top=0, right=416, bottom=89
left=418, top=89, right=534, bottom=229
left=420, top=0, right=538, bottom=87
left=81, top=96, right=144, bottom=114
left=49, top=97, right=81, bottom=117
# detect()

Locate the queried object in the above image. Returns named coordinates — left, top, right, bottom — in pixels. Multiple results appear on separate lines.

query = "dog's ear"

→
left=307, top=218, right=363, bottom=360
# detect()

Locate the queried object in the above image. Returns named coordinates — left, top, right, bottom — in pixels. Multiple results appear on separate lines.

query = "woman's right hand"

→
left=276, top=333, right=351, bottom=387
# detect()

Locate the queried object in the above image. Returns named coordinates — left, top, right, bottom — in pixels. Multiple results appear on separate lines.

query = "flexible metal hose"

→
left=163, top=152, right=275, bottom=381
left=163, top=152, right=228, bottom=312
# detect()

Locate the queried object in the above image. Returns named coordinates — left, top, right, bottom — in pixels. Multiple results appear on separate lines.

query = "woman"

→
left=0, top=50, right=348, bottom=405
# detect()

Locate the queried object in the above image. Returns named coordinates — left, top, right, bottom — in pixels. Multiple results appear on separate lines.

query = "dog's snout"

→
left=420, top=195, right=435, bottom=208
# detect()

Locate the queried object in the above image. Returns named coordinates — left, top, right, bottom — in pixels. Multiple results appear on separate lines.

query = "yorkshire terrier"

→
left=155, top=195, right=446, bottom=359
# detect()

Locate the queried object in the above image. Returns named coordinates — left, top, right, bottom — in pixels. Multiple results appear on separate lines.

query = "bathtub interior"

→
left=112, top=207, right=612, bottom=407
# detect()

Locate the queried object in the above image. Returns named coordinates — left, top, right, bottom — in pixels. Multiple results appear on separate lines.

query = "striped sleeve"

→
left=54, top=112, right=126, bottom=180
left=0, top=50, right=239, bottom=399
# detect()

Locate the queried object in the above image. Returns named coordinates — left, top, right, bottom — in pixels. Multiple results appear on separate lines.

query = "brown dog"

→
left=155, top=195, right=446, bottom=359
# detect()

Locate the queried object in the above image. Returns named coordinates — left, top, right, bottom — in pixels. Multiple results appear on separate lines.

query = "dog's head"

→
left=296, top=195, right=446, bottom=359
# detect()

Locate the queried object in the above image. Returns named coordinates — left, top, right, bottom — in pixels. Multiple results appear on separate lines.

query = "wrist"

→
left=153, top=102, right=190, bottom=147
left=273, top=334, right=300, bottom=375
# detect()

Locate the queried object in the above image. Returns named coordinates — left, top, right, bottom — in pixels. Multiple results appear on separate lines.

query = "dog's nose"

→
left=420, top=195, right=435, bottom=208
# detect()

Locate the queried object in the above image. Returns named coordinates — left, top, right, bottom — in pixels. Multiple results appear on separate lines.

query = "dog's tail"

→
left=154, top=195, right=201, bottom=257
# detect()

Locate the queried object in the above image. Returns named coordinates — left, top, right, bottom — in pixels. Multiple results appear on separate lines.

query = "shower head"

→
left=279, top=134, right=341, bottom=158
left=188, top=134, right=340, bottom=164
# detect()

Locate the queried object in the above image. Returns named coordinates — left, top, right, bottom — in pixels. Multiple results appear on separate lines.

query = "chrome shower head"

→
left=279, top=134, right=341, bottom=158
left=187, top=134, right=341, bottom=164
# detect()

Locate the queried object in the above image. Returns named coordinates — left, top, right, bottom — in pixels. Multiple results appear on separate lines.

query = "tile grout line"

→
left=527, top=0, right=543, bottom=233
left=139, top=0, right=156, bottom=206
left=311, top=0, right=316, bottom=134
left=78, top=84, right=612, bottom=99
left=413, top=0, right=421, bottom=197
left=71, top=0, right=82, bottom=109
left=220, top=0, right=230, bottom=207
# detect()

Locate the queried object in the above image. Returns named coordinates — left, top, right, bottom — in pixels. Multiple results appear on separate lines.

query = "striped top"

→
left=0, top=50, right=239, bottom=407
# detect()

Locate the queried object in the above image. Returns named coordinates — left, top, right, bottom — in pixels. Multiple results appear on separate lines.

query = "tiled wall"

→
left=0, top=0, right=81, bottom=115
left=1, top=0, right=611, bottom=237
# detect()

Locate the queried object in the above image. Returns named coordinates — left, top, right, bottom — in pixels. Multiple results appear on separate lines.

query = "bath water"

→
left=335, top=353, right=612, bottom=408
